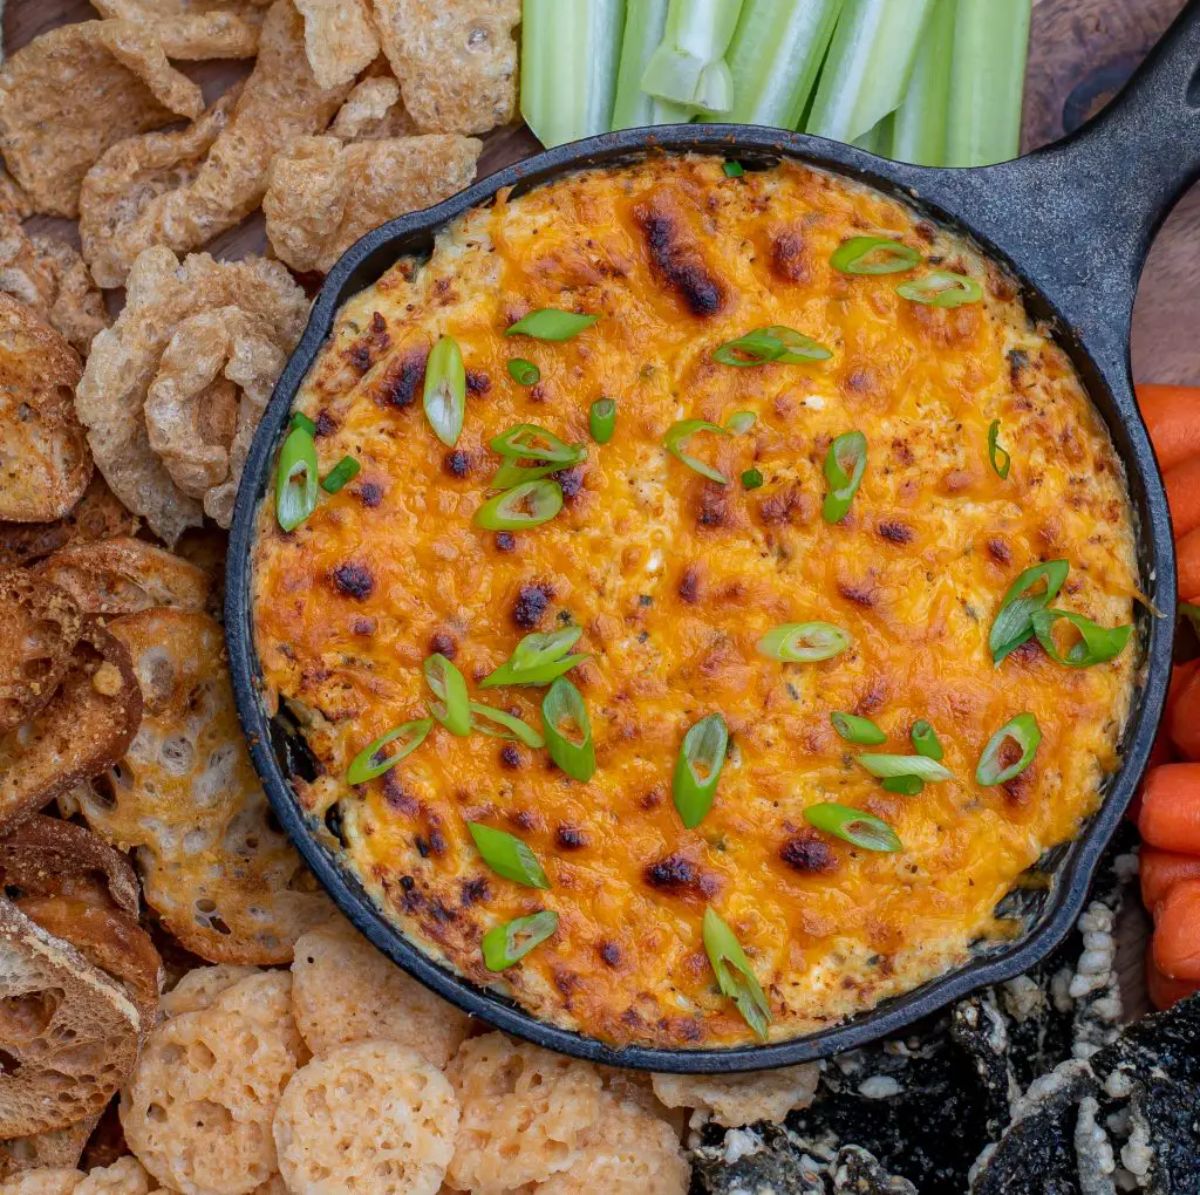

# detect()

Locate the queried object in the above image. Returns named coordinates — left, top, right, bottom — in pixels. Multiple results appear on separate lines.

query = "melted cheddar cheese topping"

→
left=252, top=156, right=1138, bottom=1049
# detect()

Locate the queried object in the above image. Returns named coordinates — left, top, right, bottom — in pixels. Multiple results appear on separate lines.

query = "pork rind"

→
left=161, top=964, right=260, bottom=1018
left=295, top=0, right=379, bottom=89
left=0, top=21, right=205, bottom=217
left=75, top=609, right=332, bottom=963
left=273, top=1041, right=458, bottom=1195
left=263, top=134, right=481, bottom=274
left=650, top=1062, right=821, bottom=1128
left=328, top=76, right=415, bottom=141
left=0, top=1171, right=81, bottom=1195
left=74, top=249, right=308, bottom=544
left=35, top=537, right=210, bottom=616
left=0, top=476, right=138, bottom=572
left=445, top=1033, right=604, bottom=1194
left=290, top=915, right=470, bottom=1066
left=74, top=1158, right=155, bottom=1195
left=0, top=297, right=88, bottom=523
left=0, top=1120, right=94, bottom=1182
left=371, top=0, right=520, bottom=134
left=88, top=3, right=262, bottom=59
left=77, top=0, right=349, bottom=287
left=0, top=620, right=142, bottom=829
left=121, top=971, right=304, bottom=1195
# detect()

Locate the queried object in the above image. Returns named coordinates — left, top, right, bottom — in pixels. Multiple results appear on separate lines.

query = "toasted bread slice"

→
left=78, top=609, right=332, bottom=964
left=0, top=621, right=142, bottom=828
left=0, top=899, right=141, bottom=1137
left=0, top=296, right=89, bottom=523
left=34, top=536, right=209, bottom=617
left=0, top=571, right=83, bottom=734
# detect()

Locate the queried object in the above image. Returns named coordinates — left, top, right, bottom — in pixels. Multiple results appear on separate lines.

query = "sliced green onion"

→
left=712, top=325, right=832, bottom=367
left=346, top=719, right=433, bottom=784
left=505, top=308, right=598, bottom=341
left=1181, top=602, right=1200, bottom=637
left=976, top=712, right=1041, bottom=786
left=1031, top=609, right=1132, bottom=669
left=423, top=335, right=466, bottom=447
left=491, top=424, right=582, bottom=464
left=468, top=823, right=550, bottom=889
left=987, top=419, right=1011, bottom=480
left=989, top=560, right=1070, bottom=664
left=641, top=0, right=743, bottom=114
left=290, top=411, right=317, bottom=436
left=831, top=711, right=886, bottom=745
left=821, top=430, right=868, bottom=523
left=805, top=801, right=901, bottom=851
left=911, top=720, right=943, bottom=760
left=275, top=425, right=319, bottom=532
left=663, top=418, right=730, bottom=485
left=896, top=271, right=983, bottom=308
left=830, top=236, right=921, bottom=275
left=702, top=907, right=771, bottom=1042
left=489, top=460, right=563, bottom=492
left=758, top=622, right=850, bottom=663
left=882, top=775, right=924, bottom=795
left=857, top=753, right=953, bottom=782
left=469, top=702, right=546, bottom=748
left=475, top=480, right=564, bottom=530
left=723, top=160, right=745, bottom=177
left=700, top=0, right=842, bottom=129
left=805, top=0, right=938, bottom=144
left=320, top=455, right=360, bottom=494
left=482, top=627, right=587, bottom=688
left=589, top=398, right=617, bottom=444
left=888, top=0, right=954, bottom=166
left=542, top=678, right=595, bottom=781
left=945, top=0, right=1033, bottom=167
left=611, top=0, right=694, bottom=129
left=726, top=410, right=756, bottom=434
left=673, top=712, right=729, bottom=829
left=482, top=910, right=559, bottom=971
left=521, top=0, right=624, bottom=147
left=741, top=468, right=763, bottom=490
left=507, top=358, right=541, bottom=386
left=424, top=653, right=471, bottom=737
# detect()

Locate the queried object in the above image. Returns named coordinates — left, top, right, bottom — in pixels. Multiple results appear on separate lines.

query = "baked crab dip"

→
left=251, top=154, right=1140, bottom=1050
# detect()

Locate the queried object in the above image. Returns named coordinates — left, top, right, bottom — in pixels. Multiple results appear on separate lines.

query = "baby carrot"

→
left=1138, top=763, right=1200, bottom=852
left=1164, top=457, right=1200, bottom=539
left=1136, top=383, right=1200, bottom=471
left=1145, top=946, right=1200, bottom=1010
left=1168, top=669, right=1200, bottom=760
left=1152, top=879, right=1200, bottom=979
left=1140, top=846, right=1200, bottom=912
left=1178, top=525, right=1200, bottom=603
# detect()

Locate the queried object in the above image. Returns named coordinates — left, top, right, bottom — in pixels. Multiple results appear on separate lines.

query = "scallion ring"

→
left=423, top=652, right=471, bottom=736
left=320, top=455, right=360, bottom=494
left=541, top=678, right=595, bottom=782
left=469, top=702, right=545, bottom=748
left=702, top=907, right=771, bottom=1042
left=822, top=430, right=868, bottom=523
left=482, top=627, right=586, bottom=688
left=275, top=425, right=319, bottom=532
left=482, top=910, right=558, bottom=971
left=1181, top=602, right=1200, bottom=636
left=505, top=309, right=598, bottom=341
left=830, top=711, right=886, bottom=745
left=488, top=460, right=562, bottom=492
left=757, top=622, right=851, bottom=663
left=589, top=398, right=617, bottom=444
left=507, top=358, right=541, bottom=386
left=987, top=419, right=1011, bottom=480
left=346, top=718, right=433, bottom=784
left=804, top=802, right=901, bottom=852
left=290, top=411, right=317, bottom=436
left=741, top=468, right=763, bottom=490
left=1031, top=609, right=1132, bottom=668
left=857, top=753, right=954, bottom=782
left=490, top=423, right=582, bottom=464
left=673, top=713, right=729, bottom=829
left=976, top=713, right=1042, bottom=786
left=662, top=419, right=731, bottom=485
left=911, top=720, right=943, bottom=760
left=831, top=236, right=921, bottom=275
left=726, top=410, right=756, bottom=434
left=712, top=325, right=832, bottom=368
left=475, top=479, right=564, bottom=530
left=882, top=775, right=924, bottom=796
left=989, top=560, right=1070, bottom=664
left=467, top=823, right=549, bottom=888
left=423, top=335, right=466, bottom=447
left=896, top=270, right=983, bottom=308
left=723, top=161, right=745, bottom=178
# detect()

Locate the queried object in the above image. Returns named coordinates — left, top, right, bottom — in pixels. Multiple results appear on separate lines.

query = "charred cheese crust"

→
left=252, top=156, right=1139, bottom=1049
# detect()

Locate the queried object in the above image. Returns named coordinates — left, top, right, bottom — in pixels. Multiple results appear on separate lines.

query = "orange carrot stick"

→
left=1138, top=763, right=1200, bottom=851
left=1136, top=383, right=1200, bottom=471
left=1146, top=946, right=1200, bottom=1010
left=1178, top=525, right=1200, bottom=604
left=1168, top=660, right=1200, bottom=723
left=1153, top=879, right=1200, bottom=979
left=1168, top=670, right=1200, bottom=760
left=1140, top=846, right=1200, bottom=912
left=1165, top=457, right=1200, bottom=539
left=1130, top=730, right=1177, bottom=823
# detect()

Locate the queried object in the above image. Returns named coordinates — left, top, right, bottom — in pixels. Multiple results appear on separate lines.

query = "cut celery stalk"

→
left=853, top=115, right=890, bottom=155
left=889, top=0, right=954, bottom=165
left=521, top=0, right=627, bottom=147
left=699, top=0, right=842, bottom=128
left=806, top=0, right=937, bottom=145
left=612, top=0, right=694, bottom=129
left=945, top=0, right=1032, bottom=165
left=641, top=0, right=744, bottom=115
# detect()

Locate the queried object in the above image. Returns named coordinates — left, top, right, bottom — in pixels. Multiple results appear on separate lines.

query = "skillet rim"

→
left=226, top=125, right=1175, bottom=1073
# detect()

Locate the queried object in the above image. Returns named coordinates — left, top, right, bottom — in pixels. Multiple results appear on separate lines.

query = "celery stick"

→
left=889, top=0, right=954, bottom=165
left=699, top=0, right=842, bottom=128
left=612, top=0, right=694, bottom=129
left=945, top=0, right=1032, bottom=165
left=641, top=0, right=744, bottom=115
left=805, top=0, right=937, bottom=145
left=853, top=115, right=890, bottom=156
left=521, top=0, right=626, bottom=148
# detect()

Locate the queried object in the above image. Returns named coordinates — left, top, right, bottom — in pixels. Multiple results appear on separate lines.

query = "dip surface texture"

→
left=252, top=155, right=1138, bottom=1049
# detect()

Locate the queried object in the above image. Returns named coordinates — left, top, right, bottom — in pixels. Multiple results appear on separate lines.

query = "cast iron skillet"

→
left=227, top=3, right=1198, bottom=1073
